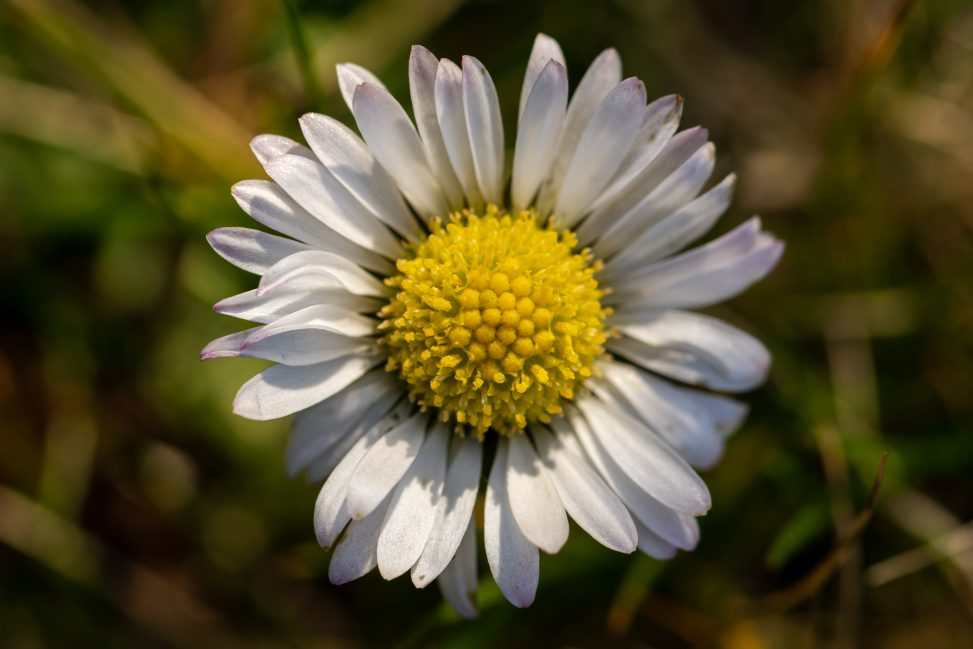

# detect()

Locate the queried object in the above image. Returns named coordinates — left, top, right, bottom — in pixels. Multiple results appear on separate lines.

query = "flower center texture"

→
left=379, top=205, right=610, bottom=438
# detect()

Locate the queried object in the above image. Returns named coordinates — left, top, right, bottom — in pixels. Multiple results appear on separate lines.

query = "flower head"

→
left=204, top=34, right=782, bottom=616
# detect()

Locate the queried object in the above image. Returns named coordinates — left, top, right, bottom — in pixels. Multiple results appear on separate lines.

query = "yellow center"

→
left=378, top=205, right=609, bottom=438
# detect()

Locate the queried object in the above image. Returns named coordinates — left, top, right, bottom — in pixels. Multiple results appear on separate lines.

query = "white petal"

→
left=602, top=174, right=735, bottom=278
left=207, top=312, right=377, bottom=366
left=561, top=412, right=700, bottom=550
left=409, top=46, right=464, bottom=209
left=612, top=232, right=784, bottom=311
left=298, top=113, right=422, bottom=242
left=608, top=310, right=771, bottom=393
left=232, top=352, right=382, bottom=420
left=555, top=78, right=647, bottom=226
left=249, top=304, right=377, bottom=339
left=531, top=426, right=637, bottom=553
left=303, top=399, right=406, bottom=483
left=437, top=516, right=478, bottom=618
left=598, top=360, right=747, bottom=468
left=265, top=154, right=402, bottom=258
left=239, top=305, right=377, bottom=366
left=643, top=237, right=784, bottom=310
left=231, top=180, right=391, bottom=275
left=211, top=329, right=369, bottom=368
left=587, top=95, right=683, bottom=212
left=335, top=62, right=386, bottom=113
left=231, top=179, right=325, bottom=245
left=214, top=287, right=381, bottom=324
left=578, top=126, right=708, bottom=245
left=200, top=328, right=259, bottom=360
left=607, top=217, right=774, bottom=299
left=535, top=48, right=622, bottom=215
left=519, top=33, right=566, bottom=118
left=435, top=58, right=484, bottom=209
left=258, top=250, right=387, bottom=298
left=313, top=401, right=412, bottom=548
left=611, top=216, right=763, bottom=293
left=287, top=368, right=394, bottom=456
left=462, top=56, right=505, bottom=205
left=593, top=142, right=716, bottom=259
left=511, top=59, right=567, bottom=211
left=250, top=134, right=316, bottom=165
left=328, top=496, right=391, bottom=585
left=634, top=519, right=679, bottom=560
left=206, top=227, right=310, bottom=275
left=304, top=430, right=366, bottom=484
left=575, top=396, right=711, bottom=515
left=506, top=433, right=569, bottom=554
left=346, top=412, right=427, bottom=520
left=313, top=444, right=367, bottom=550
left=352, top=83, right=448, bottom=219
left=485, top=439, right=539, bottom=608
left=288, top=371, right=399, bottom=476
left=377, top=424, right=449, bottom=579
left=412, top=436, right=482, bottom=587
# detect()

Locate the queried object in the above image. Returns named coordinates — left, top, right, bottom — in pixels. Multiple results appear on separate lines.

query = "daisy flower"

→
left=203, top=34, right=782, bottom=616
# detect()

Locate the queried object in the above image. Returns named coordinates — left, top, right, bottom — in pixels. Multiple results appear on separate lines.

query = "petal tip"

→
left=507, top=590, right=536, bottom=609
left=410, top=43, right=432, bottom=59
left=411, top=572, right=431, bottom=589
left=350, top=81, right=381, bottom=109
left=232, top=389, right=271, bottom=421
left=461, top=54, right=485, bottom=73
left=328, top=567, right=354, bottom=586
left=297, top=112, right=322, bottom=128
left=377, top=565, right=399, bottom=581
left=229, top=181, right=249, bottom=200
left=618, top=537, right=638, bottom=554
left=204, top=228, right=223, bottom=246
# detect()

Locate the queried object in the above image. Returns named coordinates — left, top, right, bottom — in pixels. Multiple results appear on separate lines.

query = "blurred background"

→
left=2, top=0, right=972, bottom=646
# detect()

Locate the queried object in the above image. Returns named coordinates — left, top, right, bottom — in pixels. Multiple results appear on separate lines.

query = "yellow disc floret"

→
left=378, top=205, right=609, bottom=438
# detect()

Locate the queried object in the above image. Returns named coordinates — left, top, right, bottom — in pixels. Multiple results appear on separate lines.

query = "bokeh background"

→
left=2, top=0, right=973, bottom=646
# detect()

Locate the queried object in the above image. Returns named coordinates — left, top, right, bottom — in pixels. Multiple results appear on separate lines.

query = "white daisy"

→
left=203, top=34, right=782, bottom=616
